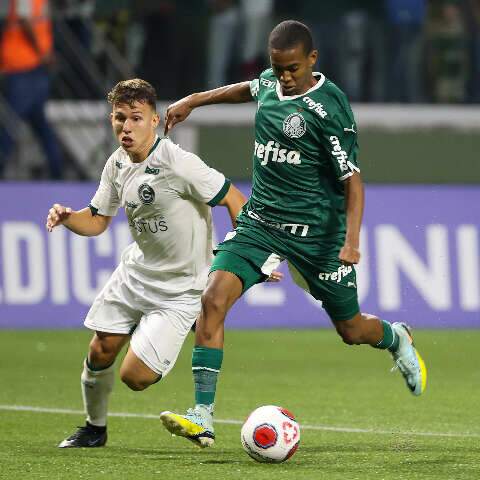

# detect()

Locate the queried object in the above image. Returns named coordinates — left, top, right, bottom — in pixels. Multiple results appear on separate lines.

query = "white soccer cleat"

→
left=391, top=322, right=427, bottom=396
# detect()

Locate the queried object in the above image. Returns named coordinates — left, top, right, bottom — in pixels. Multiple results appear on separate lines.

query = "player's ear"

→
left=152, top=111, right=160, bottom=129
left=308, top=49, right=318, bottom=68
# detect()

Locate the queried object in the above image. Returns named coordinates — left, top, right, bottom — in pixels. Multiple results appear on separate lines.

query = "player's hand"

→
left=338, top=243, right=360, bottom=265
left=46, top=203, right=72, bottom=232
left=164, top=98, right=193, bottom=135
left=266, top=270, right=284, bottom=283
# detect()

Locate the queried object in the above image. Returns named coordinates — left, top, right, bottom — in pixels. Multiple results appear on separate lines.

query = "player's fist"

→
left=266, top=270, right=284, bottom=283
left=46, top=203, right=72, bottom=232
left=338, top=243, right=360, bottom=265
left=164, top=98, right=193, bottom=134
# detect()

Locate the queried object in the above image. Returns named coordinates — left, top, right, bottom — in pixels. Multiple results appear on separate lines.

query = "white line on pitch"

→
left=0, top=404, right=478, bottom=439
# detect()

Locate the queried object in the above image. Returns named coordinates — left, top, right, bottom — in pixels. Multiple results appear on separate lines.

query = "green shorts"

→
left=210, top=217, right=360, bottom=322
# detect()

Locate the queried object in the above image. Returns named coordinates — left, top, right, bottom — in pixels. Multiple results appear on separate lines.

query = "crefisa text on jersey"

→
left=254, top=140, right=301, bottom=166
left=302, top=96, right=327, bottom=118
left=329, top=136, right=349, bottom=172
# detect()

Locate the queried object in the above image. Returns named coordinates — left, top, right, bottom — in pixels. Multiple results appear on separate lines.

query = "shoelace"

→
left=67, top=426, right=92, bottom=440
left=391, top=358, right=417, bottom=381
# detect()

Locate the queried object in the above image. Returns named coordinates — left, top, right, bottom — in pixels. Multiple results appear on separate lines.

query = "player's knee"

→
left=201, top=288, right=229, bottom=317
left=88, top=337, right=118, bottom=367
left=120, top=371, right=151, bottom=391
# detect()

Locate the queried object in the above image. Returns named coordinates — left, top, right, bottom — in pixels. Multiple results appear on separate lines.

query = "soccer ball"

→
left=240, top=405, right=300, bottom=463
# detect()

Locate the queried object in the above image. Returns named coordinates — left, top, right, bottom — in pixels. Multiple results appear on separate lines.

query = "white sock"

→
left=81, top=359, right=115, bottom=427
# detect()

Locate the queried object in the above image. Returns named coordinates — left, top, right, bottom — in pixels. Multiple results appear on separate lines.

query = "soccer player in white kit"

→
left=46, top=79, right=249, bottom=448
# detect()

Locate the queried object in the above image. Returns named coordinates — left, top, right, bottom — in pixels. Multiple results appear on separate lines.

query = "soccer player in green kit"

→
left=160, top=20, right=427, bottom=448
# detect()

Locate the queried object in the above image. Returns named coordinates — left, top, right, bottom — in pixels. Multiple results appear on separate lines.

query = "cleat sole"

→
left=415, top=350, right=428, bottom=395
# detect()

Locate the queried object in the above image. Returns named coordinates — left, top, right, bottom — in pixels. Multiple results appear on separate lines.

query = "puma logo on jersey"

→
left=343, top=124, right=356, bottom=133
left=115, top=161, right=123, bottom=169
left=145, top=166, right=160, bottom=175
left=302, top=96, right=327, bottom=118
left=254, top=140, right=301, bottom=166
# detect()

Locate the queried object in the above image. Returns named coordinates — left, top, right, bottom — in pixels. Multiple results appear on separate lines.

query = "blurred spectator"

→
left=0, top=3, right=8, bottom=36
left=136, top=1, right=178, bottom=98
left=0, top=0, right=63, bottom=179
left=427, top=0, right=468, bottom=103
left=275, top=1, right=387, bottom=101
left=206, top=0, right=240, bottom=88
left=55, top=0, right=95, bottom=49
left=466, top=0, right=480, bottom=101
left=136, top=1, right=207, bottom=99
left=295, top=0, right=352, bottom=86
left=239, top=0, right=273, bottom=80
left=386, top=0, right=426, bottom=102
left=341, top=1, right=387, bottom=102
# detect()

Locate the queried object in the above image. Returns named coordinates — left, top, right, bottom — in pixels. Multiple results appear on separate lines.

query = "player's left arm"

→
left=339, top=172, right=364, bottom=265
left=318, top=92, right=362, bottom=264
left=217, top=183, right=246, bottom=229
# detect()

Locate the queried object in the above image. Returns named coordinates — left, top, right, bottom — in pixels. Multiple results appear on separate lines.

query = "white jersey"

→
left=90, top=136, right=229, bottom=296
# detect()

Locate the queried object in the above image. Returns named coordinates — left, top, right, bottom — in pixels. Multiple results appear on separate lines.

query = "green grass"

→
left=1, top=329, right=479, bottom=480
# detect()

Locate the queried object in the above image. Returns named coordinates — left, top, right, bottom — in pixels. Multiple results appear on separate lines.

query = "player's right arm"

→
left=164, top=82, right=252, bottom=134
left=46, top=152, right=119, bottom=236
left=46, top=204, right=111, bottom=236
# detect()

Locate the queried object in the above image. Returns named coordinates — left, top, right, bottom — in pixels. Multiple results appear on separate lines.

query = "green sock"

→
left=192, top=346, right=223, bottom=408
left=372, top=320, right=399, bottom=352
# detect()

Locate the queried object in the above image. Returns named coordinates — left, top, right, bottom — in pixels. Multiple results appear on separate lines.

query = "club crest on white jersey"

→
left=138, top=183, right=155, bottom=205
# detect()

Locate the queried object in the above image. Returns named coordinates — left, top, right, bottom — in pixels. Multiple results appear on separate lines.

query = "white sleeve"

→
left=250, top=78, right=259, bottom=99
left=89, top=157, right=121, bottom=216
left=166, top=142, right=230, bottom=206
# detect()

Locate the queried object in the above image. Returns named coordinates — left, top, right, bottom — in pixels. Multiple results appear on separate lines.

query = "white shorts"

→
left=84, top=265, right=201, bottom=376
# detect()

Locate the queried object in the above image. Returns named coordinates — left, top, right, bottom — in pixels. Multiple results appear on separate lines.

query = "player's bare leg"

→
left=59, top=332, right=129, bottom=448
left=161, top=270, right=243, bottom=448
left=120, top=347, right=161, bottom=391
left=333, top=313, right=427, bottom=396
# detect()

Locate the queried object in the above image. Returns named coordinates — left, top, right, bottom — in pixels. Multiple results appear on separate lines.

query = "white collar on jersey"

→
left=275, top=72, right=325, bottom=101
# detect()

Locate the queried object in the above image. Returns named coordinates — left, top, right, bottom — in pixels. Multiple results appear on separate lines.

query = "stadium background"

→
left=1, top=3, right=479, bottom=479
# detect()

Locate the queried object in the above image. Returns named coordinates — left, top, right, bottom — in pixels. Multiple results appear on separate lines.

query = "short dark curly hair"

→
left=107, top=78, right=157, bottom=110
left=268, top=20, right=313, bottom=56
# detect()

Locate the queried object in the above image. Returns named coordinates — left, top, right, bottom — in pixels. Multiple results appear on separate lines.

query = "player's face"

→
left=270, top=44, right=317, bottom=96
left=111, top=101, right=159, bottom=155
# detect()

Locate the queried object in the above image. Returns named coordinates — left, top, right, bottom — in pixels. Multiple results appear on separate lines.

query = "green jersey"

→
left=243, top=69, right=360, bottom=239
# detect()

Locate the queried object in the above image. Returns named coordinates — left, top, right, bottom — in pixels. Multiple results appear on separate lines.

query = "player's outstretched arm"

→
left=339, top=173, right=364, bottom=265
left=164, top=82, right=252, bottom=134
left=46, top=204, right=111, bottom=236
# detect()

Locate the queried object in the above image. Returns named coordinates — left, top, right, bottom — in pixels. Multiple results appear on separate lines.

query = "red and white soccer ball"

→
left=240, top=405, right=300, bottom=463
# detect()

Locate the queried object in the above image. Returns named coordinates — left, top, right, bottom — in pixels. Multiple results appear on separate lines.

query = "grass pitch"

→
left=1, top=329, right=479, bottom=480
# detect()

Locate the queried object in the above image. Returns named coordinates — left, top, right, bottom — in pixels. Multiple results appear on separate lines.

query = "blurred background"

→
left=1, top=0, right=480, bottom=181
left=0, top=0, right=478, bottom=330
